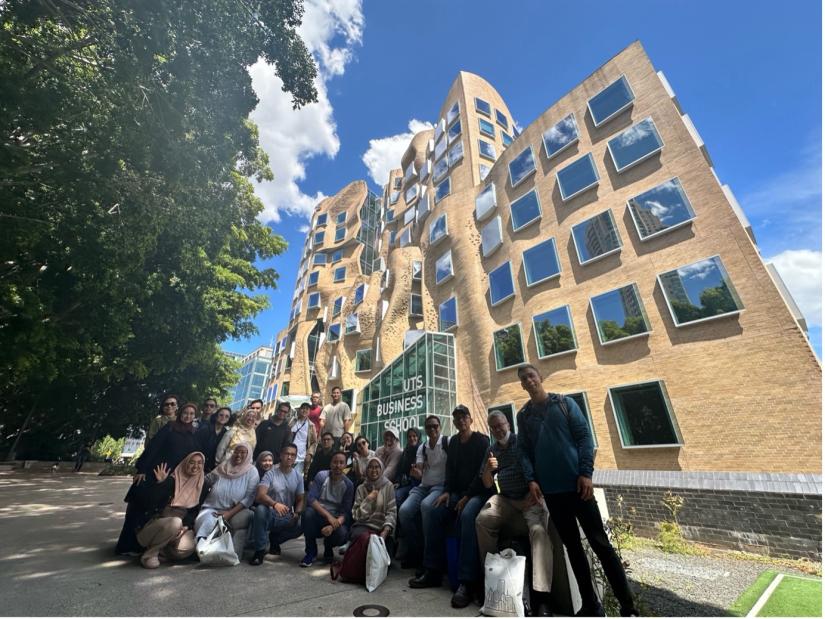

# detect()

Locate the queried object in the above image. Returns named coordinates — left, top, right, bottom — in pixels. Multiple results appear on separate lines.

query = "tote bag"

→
left=196, top=516, right=239, bottom=567
left=365, top=534, right=391, bottom=592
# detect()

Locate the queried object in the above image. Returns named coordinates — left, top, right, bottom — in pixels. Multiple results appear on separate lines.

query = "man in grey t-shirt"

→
left=320, top=386, right=352, bottom=446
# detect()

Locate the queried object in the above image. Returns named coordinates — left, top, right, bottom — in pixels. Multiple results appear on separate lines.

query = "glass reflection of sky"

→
left=609, top=118, right=663, bottom=171
left=447, top=102, right=460, bottom=124
left=435, top=252, right=452, bottom=283
left=479, top=140, right=496, bottom=160
left=533, top=306, right=572, bottom=333
left=476, top=98, right=492, bottom=115
left=448, top=120, right=461, bottom=141
left=629, top=179, right=694, bottom=233
left=482, top=217, right=502, bottom=256
left=510, top=190, right=540, bottom=230
left=524, top=238, right=560, bottom=284
left=439, top=297, right=457, bottom=330
left=543, top=114, right=579, bottom=158
left=592, top=285, right=640, bottom=325
left=430, top=214, right=447, bottom=242
left=589, top=75, right=634, bottom=126
left=479, top=118, right=495, bottom=137
left=434, top=137, right=447, bottom=160
left=433, top=157, right=448, bottom=181
left=674, top=257, right=732, bottom=307
left=509, top=147, right=536, bottom=186
left=475, top=184, right=496, bottom=219
left=435, top=178, right=451, bottom=202
left=558, top=153, right=598, bottom=200
left=447, top=141, right=463, bottom=166
left=490, top=262, right=514, bottom=304
left=572, top=211, right=620, bottom=262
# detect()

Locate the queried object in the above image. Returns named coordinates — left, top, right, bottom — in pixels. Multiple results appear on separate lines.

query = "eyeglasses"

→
left=163, top=402, right=177, bottom=407
left=425, top=424, right=439, bottom=430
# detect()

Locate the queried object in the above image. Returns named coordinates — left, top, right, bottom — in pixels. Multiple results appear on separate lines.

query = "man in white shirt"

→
left=289, top=402, right=318, bottom=476
left=319, top=386, right=352, bottom=447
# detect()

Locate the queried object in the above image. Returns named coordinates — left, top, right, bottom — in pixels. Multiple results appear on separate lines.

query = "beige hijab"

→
left=214, top=442, right=254, bottom=479
left=169, top=452, right=205, bottom=508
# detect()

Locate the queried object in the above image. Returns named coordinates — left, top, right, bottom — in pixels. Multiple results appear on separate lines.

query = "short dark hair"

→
left=517, top=364, right=541, bottom=380
left=331, top=450, right=347, bottom=462
left=321, top=431, right=334, bottom=440
left=215, top=406, right=232, bottom=417
left=159, top=393, right=179, bottom=414
left=282, top=443, right=298, bottom=453
left=331, top=386, right=342, bottom=394
left=277, top=401, right=291, bottom=412
left=452, top=404, right=471, bottom=418
left=299, top=402, right=310, bottom=409
left=424, top=414, right=441, bottom=426
left=249, top=398, right=264, bottom=407
left=203, top=397, right=217, bottom=406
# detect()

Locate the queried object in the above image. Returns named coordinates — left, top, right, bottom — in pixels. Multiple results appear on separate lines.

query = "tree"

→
left=0, top=0, right=318, bottom=458
left=536, top=321, right=575, bottom=356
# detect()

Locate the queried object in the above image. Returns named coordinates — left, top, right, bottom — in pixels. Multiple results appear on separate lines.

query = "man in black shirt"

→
left=254, top=401, right=292, bottom=460
left=306, top=431, right=336, bottom=483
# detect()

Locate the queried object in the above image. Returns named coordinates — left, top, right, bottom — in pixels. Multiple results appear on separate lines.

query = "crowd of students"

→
left=114, top=366, right=639, bottom=617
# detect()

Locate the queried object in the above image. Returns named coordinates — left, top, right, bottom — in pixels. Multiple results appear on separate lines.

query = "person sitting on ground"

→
left=300, top=451, right=354, bottom=567
left=133, top=451, right=208, bottom=568
left=254, top=400, right=292, bottom=461
left=289, top=402, right=318, bottom=477
left=196, top=406, right=231, bottom=472
left=146, top=393, right=178, bottom=442
left=349, top=435, right=375, bottom=485
left=394, top=427, right=421, bottom=508
left=254, top=451, right=274, bottom=480
left=306, top=431, right=335, bottom=486
left=215, top=407, right=257, bottom=465
left=349, top=457, right=397, bottom=557
left=249, top=444, right=304, bottom=565
left=194, top=442, right=259, bottom=560
left=374, top=429, right=403, bottom=484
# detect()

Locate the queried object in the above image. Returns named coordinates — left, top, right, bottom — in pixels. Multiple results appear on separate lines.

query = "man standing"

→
left=290, top=402, right=318, bottom=477
left=254, top=401, right=292, bottom=461
left=516, top=365, right=638, bottom=617
left=308, top=392, right=323, bottom=435
left=147, top=394, right=178, bottom=441
left=247, top=398, right=264, bottom=422
left=195, top=397, right=217, bottom=429
left=300, top=451, right=354, bottom=567
left=249, top=444, right=304, bottom=565
left=320, top=387, right=352, bottom=447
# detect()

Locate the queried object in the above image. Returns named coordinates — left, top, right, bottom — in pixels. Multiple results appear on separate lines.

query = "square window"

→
left=403, top=161, right=416, bottom=185
left=475, top=184, right=497, bottom=221
left=393, top=177, right=402, bottom=190
left=479, top=139, right=496, bottom=161
left=336, top=212, right=347, bottom=224
left=508, top=146, right=536, bottom=188
left=409, top=293, right=423, bottom=316
left=404, top=184, right=419, bottom=204
left=658, top=256, right=744, bottom=327
left=557, top=153, right=599, bottom=201
left=389, top=230, right=397, bottom=246
left=565, top=392, right=598, bottom=448
left=316, top=213, right=328, bottom=227
left=479, top=164, right=491, bottom=181
left=331, top=249, right=343, bottom=263
left=308, top=271, right=320, bottom=287
left=493, top=323, right=525, bottom=371
left=418, top=160, right=431, bottom=182
left=345, top=313, right=360, bottom=335
left=313, top=230, right=324, bottom=245
left=332, top=296, right=343, bottom=316
left=447, top=141, right=464, bottom=167
left=417, top=191, right=431, bottom=220
left=412, top=260, right=423, bottom=281
left=353, top=283, right=367, bottom=306
left=390, top=191, right=400, bottom=204
left=481, top=215, right=504, bottom=258
left=475, top=97, right=492, bottom=116
left=489, top=261, right=515, bottom=306
left=523, top=237, right=561, bottom=286
left=501, top=131, right=513, bottom=148
left=448, top=120, right=462, bottom=143
left=335, top=225, right=346, bottom=242
left=403, top=207, right=416, bottom=226
left=495, top=109, right=508, bottom=130
left=281, top=382, right=290, bottom=397
left=590, top=283, right=651, bottom=345
left=385, top=209, right=395, bottom=223
left=571, top=209, right=622, bottom=265
left=333, top=266, right=346, bottom=283
left=608, top=117, right=664, bottom=173
left=434, top=118, right=446, bottom=142
left=435, top=250, right=453, bottom=284
left=313, top=252, right=327, bottom=266
left=542, top=113, right=579, bottom=159
left=398, top=227, right=411, bottom=247
left=479, top=117, right=495, bottom=138
left=533, top=305, right=576, bottom=358
left=509, top=189, right=541, bottom=231
left=439, top=297, right=458, bottom=331
left=609, top=380, right=682, bottom=448
left=308, top=292, right=321, bottom=309
left=588, top=75, right=635, bottom=127
left=435, top=177, right=451, bottom=203
left=446, top=101, right=460, bottom=124
left=429, top=213, right=448, bottom=245
left=433, top=157, right=449, bottom=182
left=434, top=136, right=447, bottom=161
left=628, top=178, right=695, bottom=241
left=327, top=323, right=341, bottom=342
left=355, top=349, right=372, bottom=373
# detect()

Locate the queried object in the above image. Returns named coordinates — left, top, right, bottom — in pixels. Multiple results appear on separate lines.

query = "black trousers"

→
left=545, top=492, right=635, bottom=614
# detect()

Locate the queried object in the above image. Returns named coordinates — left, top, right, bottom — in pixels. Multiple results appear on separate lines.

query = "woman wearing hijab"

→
left=394, top=427, right=422, bottom=508
left=133, top=451, right=208, bottom=568
left=350, top=457, right=397, bottom=556
left=195, top=443, right=259, bottom=560
left=196, top=406, right=231, bottom=472
left=215, top=408, right=257, bottom=465
left=254, top=451, right=274, bottom=480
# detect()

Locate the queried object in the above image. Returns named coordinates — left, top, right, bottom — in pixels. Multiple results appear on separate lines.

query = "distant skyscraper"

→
left=225, top=346, right=273, bottom=412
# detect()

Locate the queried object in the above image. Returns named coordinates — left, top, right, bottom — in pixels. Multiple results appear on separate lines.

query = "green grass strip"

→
left=757, top=575, right=822, bottom=617
left=728, top=570, right=777, bottom=617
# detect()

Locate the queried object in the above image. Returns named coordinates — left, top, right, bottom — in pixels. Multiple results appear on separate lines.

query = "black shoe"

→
left=451, top=584, right=472, bottom=608
left=576, top=602, right=606, bottom=617
left=269, top=543, right=281, bottom=556
left=249, top=550, right=265, bottom=566
left=534, top=602, right=552, bottom=617
left=408, top=570, right=442, bottom=588
left=322, top=548, right=334, bottom=564
left=620, top=607, right=640, bottom=617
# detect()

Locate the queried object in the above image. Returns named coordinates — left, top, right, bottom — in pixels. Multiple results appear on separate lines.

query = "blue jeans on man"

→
left=429, top=492, right=486, bottom=581
left=251, top=504, right=302, bottom=551
left=397, top=484, right=444, bottom=569
left=301, top=506, right=349, bottom=558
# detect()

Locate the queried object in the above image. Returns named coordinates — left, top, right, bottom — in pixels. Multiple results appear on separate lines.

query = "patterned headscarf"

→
left=214, top=442, right=254, bottom=479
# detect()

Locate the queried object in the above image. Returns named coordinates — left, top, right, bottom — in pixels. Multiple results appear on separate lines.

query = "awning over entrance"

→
left=360, top=332, right=456, bottom=448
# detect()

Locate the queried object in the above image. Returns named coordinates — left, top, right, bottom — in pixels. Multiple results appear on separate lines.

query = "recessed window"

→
left=404, top=184, right=419, bottom=204
left=355, top=349, right=372, bottom=373
left=479, top=139, right=496, bottom=161
left=475, top=184, right=497, bottom=221
left=308, top=292, right=321, bottom=309
left=390, top=191, right=400, bottom=205
left=409, top=293, right=423, bottom=317
left=418, top=160, right=431, bottom=182
left=448, top=120, right=462, bottom=143
left=493, top=323, right=525, bottom=371
left=542, top=113, right=579, bottom=159
left=417, top=191, right=431, bottom=219
left=489, top=261, right=515, bottom=306
left=429, top=213, right=448, bottom=245
left=393, top=177, right=402, bottom=190
left=571, top=209, right=622, bottom=265
left=345, top=313, right=360, bottom=335
left=447, top=141, right=464, bottom=168
left=609, top=380, right=682, bottom=448
left=332, top=296, right=343, bottom=317
left=447, top=101, right=460, bottom=124
left=403, top=161, right=416, bottom=185
left=608, top=117, right=663, bottom=173
left=353, top=283, right=366, bottom=306
left=434, top=118, right=446, bottom=142
left=434, top=136, right=447, bottom=161
left=557, top=153, right=599, bottom=201
left=398, top=227, right=411, bottom=247
left=658, top=256, right=744, bottom=327
left=433, top=157, right=449, bottom=182
left=532, top=305, right=576, bottom=358
left=316, top=213, right=328, bottom=227
left=334, top=225, right=346, bottom=242
left=565, top=392, right=598, bottom=448
left=481, top=216, right=504, bottom=258
left=588, top=75, right=635, bottom=127
left=628, top=178, right=695, bottom=241
left=327, top=323, right=341, bottom=342
left=329, top=356, right=339, bottom=379
left=509, top=189, right=541, bottom=231
left=435, top=177, right=451, bottom=203
left=381, top=270, right=390, bottom=290
left=479, top=118, right=495, bottom=138
left=313, top=231, right=324, bottom=245
left=411, top=260, right=422, bottom=281
left=435, top=250, right=453, bottom=284
left=522, top=237, right=561, bottom=286
left=495, top=109, right=508, bottom=130
left=389, top=230, right=397, bottom=246
left=439, top=297, right=458, bottom=331
left=281, top=382, right=290, bottom=397
left=475, top=97, right=492, bottom=116
left=313, top=253, right=327, bottom=266
left=501, top=131, right=513, bottom=148
left=590, top=283, right=651, bottom=345
left=385, top=208, right=395, bottom=223
left=508, top=146, right=536, bottom=188
left=333, top=266, right=346, bottom=283
left=403, top=207, right=416, bottom=226
left=336, top=212, right=347, bottom=225
left=479, top=164, right=491, bottom=181
left=308, top=271, right=320, bottom=287
left=331, top=249, right=343, bottom=263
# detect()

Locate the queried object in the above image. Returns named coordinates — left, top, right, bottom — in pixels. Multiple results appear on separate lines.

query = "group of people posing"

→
left=114, top=369, right=638, bottom=617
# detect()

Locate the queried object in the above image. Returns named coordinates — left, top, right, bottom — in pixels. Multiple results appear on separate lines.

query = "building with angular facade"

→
left=265, top=42, right=821, bottom=558
left=226, top=345, right=274, bottom=412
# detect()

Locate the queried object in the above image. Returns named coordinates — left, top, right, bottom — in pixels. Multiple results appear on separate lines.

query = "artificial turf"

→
left=756, top=575, right=822, bottom=617
left=728, top=570, right=777, bottom=617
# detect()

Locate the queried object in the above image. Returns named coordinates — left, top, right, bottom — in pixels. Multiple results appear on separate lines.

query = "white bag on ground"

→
left=365, top=534, right=391, bottom=592
left=196, top=516, right=239, bottom=567
left=481, top=548, right=526, bottom=617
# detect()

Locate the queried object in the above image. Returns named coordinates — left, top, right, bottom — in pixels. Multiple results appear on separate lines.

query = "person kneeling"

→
left=300, top=451, right=353, bottom=567
left=349, top=457, right=396, bottom=555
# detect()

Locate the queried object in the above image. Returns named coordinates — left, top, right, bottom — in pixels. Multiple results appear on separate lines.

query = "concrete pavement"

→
left=0, top=471, right=479, bottom=616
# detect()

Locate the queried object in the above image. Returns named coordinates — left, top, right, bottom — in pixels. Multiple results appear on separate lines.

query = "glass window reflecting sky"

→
left=572, top=210, right=622, bottom=264
left=543, top=113, right=579, bottom=158
left=588, top=75, right=634, bottom=126
left=608, top=117, right=663, bottom=172
left=510, top=189, right=541, bottom=231
left=523, top=237, right=560, bottom=285
left=628, top=178, right=695, bottom=240
left=509, top=146, right=536, bottom=187
left=557, top=153, right=599, bottom=201
left=591, top=283, right=650, bottom=344
left=489, top=261, right=515, bottom=305
left=659, top=256, right=743, bottom=326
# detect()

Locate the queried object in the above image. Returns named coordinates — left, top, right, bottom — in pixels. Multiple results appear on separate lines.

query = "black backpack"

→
left=422, top=435, right=449, bottom=462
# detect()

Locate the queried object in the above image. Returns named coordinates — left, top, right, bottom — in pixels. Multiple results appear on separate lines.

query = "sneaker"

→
left=451, top=584, right=472, bottom=608
left=299, top=553, right=316, bottom=568
left=249, top=550, right=265, bottom=566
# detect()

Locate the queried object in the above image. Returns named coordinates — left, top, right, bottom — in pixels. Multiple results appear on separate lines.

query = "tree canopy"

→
left=0, top=0, right=318, bottom=458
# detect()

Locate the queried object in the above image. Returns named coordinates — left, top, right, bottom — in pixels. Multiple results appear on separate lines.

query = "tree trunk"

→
left=6, top=399, right=38, bottom=461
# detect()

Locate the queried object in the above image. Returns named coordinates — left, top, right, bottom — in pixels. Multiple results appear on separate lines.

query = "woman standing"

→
left=350, top=457, right=397, bottom=556
left=196, top=406, right=230, bottom=472
left=215, top=408, right=257, bottom=465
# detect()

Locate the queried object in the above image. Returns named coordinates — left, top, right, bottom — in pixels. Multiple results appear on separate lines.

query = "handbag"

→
left=196, top=516, right=239, bottom=567
left=330, top=531, right=371, bottom=584
left=365, top=534, right=391, bottom=592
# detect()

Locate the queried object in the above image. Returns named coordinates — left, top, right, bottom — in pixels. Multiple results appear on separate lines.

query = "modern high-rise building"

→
left=225, top=345, right=274, bottom=412
left=266, top=42, right=821, bottom=558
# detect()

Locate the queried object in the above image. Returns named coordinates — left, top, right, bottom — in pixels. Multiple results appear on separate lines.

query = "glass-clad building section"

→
left=359, top=332, right=457, bottom=449
left=357, top=191, right=383, bottom=275
left=226, top=346, right=274, bottom=412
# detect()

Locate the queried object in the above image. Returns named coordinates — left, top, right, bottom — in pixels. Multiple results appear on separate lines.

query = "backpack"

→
left=422, top=435, right=449, bottom=462
left=330, top=530, right=372, bottom=584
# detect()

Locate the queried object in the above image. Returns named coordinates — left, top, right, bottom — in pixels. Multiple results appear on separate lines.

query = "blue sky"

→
left=226, top=0, right=822, bottom=358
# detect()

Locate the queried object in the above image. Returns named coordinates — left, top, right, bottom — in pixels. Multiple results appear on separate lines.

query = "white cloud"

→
left=768, top=249, right=822, bottom=326
left=298, top=224, right=310, bottom=234
left=361, top=119, right=434, bottom=187
left=249, top=0, right=364, bottom=224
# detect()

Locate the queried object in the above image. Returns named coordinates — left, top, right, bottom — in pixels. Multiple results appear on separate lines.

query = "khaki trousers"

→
left=137, top=516, right=196, bottom=560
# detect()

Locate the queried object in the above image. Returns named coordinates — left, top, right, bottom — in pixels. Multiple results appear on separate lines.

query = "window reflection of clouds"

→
left=543, top=114, right=578, bottom=156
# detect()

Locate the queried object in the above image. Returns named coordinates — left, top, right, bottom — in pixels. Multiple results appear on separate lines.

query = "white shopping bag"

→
left=481, top=548, right=526, bottom=617
left=365, top=534, right=391, bottom=592
left=196, top=516, right=239, bottom=567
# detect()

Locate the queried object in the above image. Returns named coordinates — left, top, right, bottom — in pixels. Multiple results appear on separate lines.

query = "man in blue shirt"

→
left=516, top=364, right=638, bottom=617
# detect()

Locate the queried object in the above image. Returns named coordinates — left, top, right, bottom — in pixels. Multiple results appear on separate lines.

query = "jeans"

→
left=301, top=506, right=349, bottom=558
left=252, top=504, right=302, bottom=552
left=397, top=484, right=444, bottom=570
left=546, top=492, right=636, bottom=614
left=430, top=492, right=486, bottom=582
